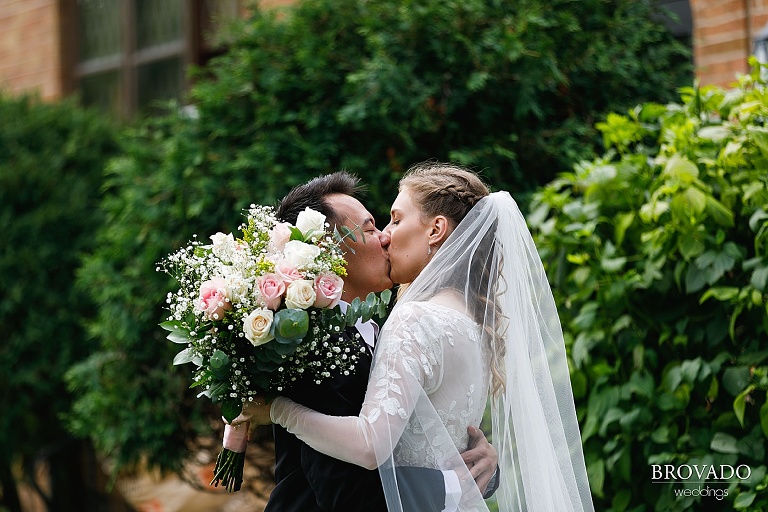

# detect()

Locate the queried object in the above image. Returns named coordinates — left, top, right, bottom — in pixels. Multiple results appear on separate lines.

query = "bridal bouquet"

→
left=158, top=205, right=390, bottom=491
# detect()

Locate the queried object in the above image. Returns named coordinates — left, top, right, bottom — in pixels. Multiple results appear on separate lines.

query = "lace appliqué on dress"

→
left=367, top=302, right=486, bottom=468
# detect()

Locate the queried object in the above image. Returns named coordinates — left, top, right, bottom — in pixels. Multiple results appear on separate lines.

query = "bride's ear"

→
left=428, top=215, right=451, bottom=245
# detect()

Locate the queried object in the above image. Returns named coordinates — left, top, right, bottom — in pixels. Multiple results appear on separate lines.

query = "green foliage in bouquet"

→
left=529, top=60, right=768, bottom=511
left=0, top=93, right=118, bottom=507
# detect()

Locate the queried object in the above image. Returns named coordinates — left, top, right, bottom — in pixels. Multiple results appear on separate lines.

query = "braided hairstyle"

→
left=398, top=161, right=507, bottom=396
left=399, top=161, right=489, bottom=228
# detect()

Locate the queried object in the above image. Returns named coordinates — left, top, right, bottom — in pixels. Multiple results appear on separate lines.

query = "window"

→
left=69, top=0, right=241, bottom=118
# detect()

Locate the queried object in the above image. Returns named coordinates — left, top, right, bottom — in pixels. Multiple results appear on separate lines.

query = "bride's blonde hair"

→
left=396, top=161, right=507, bottom=396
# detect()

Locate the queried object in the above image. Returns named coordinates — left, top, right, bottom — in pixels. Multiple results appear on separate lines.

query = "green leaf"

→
left=221, top=400, right=243, bottom=424
left=705, top=196, right=734, bottom=227
left=698, top=125, right=730, bottom=142
left=167, top=330, right=192, bottom=344
left=662, top=156, right=699, bottom=182
left=160, top=320, right=183, bottom=332
left=734, top=492, right=756, bottom=509
left=748, top=209, right=768, bottom=232
left=586, top=459, right=605, bottom=498
left=699, top=286, right=739, bottom=304
left=760, top=396, right=768, bottom=438
left=173, top=348, right=195, bottom=365
left=678, top=229, right=706, bottom=260
left=748, top=125, right=768, bottom=157
left=611, top=490, right=632, bottom=512
left=614, top=212, right=634, bottom=246
left=288, top=226, right=305, bottom=241
left=722, top=367, right=751, bottom=396
left=733, top=385, right=755, bottom=427
left=670, top=187, right=707, bottom=221
left=750, top=264, right=768, bottom=291
left=710, top=432, right=739, bottom=454
left=272, top=309, right=309, bottom=342
left=210, top=349, right=229, bottom=370
left=601, top=256, right=627, bottom=273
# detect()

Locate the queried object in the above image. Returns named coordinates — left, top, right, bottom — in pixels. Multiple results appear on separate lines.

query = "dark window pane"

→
left=137, top=57, right=183, bottom=112
left=135, top=0, right=184, bottom=50
left=78, top=0, right=122, bottom=61
left=80, top=70, right=121, bottom=112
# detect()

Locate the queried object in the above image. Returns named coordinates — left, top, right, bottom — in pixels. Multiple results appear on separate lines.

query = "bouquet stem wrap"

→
left=210, top=422, right=249, bottom=492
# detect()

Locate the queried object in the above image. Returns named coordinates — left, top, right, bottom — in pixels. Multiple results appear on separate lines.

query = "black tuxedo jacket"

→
left=264, top=326, right=447, bottom=512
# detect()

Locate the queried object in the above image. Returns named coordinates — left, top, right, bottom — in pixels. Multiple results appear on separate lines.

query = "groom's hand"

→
left=462, top=425, right=498, bottom=494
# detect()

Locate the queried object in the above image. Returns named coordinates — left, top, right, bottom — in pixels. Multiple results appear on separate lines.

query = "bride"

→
left=240, top=162, right=594, bottom=511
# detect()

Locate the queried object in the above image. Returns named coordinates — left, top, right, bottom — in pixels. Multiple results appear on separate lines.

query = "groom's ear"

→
left=428, top=215, right=451, bottom=245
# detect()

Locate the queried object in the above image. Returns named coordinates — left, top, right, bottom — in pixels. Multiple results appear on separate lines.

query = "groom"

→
left=256, top=171, right=498, bottom=512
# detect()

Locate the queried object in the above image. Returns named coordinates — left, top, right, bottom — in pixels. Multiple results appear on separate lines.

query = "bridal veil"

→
left=375, top=191, right=595, bottom=512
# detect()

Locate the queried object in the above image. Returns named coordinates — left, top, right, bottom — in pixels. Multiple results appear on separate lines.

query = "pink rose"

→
left=313, top=273, right=344, bottom=309
left=275, top=259, right=303, bottom=283
left=271, top=222, right=292, bottom=252
left=257, top=273, right=286, bottom=310
left=198, top=277, right=231, bottom=320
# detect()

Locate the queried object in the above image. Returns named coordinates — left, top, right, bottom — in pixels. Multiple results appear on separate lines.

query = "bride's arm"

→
left=269, top=303, right=440, bottom=469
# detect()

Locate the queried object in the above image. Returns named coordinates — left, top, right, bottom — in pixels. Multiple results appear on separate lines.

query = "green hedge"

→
left=0, top=93, right=118, bottom=508
left=530, top=60, right=768, bottom=511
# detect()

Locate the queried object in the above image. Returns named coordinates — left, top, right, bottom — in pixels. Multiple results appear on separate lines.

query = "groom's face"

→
left=326, top=193, right=393, bottom=301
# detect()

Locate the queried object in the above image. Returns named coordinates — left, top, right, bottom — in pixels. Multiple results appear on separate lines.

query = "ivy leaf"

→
left=710, top=432, right=739, bottom=454
left=722, top=367, right=751, bottom=396
left=734, top=492, right=756, bottom=509
left=586, top=459, right=605, bottom=498
left=733, top=385, right=754, bottom=427
left=699, top=286, right=739, bottom=304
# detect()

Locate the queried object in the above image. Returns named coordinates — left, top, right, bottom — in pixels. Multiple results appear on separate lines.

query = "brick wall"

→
left=3, top=1, right=768, bottom=104
left=0, top=0, right=63, bottom=100
left=691, top=0, right=768, bottom=87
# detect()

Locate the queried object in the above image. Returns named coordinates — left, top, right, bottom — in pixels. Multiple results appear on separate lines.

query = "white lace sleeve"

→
left=270, top=301, right=446, bottom=470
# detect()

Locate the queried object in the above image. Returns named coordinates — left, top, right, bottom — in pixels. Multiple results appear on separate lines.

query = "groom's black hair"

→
left=276, top=171, right=364, bottom=227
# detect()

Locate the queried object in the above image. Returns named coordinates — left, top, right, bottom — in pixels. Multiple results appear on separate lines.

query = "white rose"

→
left=210, top=232, right=235, bottom=247
left=283, top=240, right=322, bottom=268
left=285, top=280, right=316, bottom=310
left=296, top=208, right=326, bottom=239
left=243, top=308, right=275, bottom=346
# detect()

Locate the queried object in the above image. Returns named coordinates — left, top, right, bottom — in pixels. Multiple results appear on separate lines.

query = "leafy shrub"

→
left=530, top=60, right=768, bottom=511
left=187, top=0, right=690, bottom=213
left=0, top=93, right=118, bottom=508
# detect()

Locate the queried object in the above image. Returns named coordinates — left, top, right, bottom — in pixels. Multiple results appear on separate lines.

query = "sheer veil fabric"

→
left=270, top=192, right=594, bottom=512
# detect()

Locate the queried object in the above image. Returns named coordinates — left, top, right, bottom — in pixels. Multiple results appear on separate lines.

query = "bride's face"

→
left=383, top=188, right=434, bottom=284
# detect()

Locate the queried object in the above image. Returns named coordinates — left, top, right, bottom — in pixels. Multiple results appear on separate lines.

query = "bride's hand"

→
left=229, top=397, right=272, bottom=440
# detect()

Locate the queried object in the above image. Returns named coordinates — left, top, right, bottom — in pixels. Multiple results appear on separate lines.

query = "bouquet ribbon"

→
left=223, top=422, right=249, bottom=452
left=210, top=421, right=249, bottom=492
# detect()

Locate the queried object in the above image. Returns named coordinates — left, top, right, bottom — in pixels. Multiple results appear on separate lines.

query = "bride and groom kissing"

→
left=233, top=161, right=595, bottom=512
